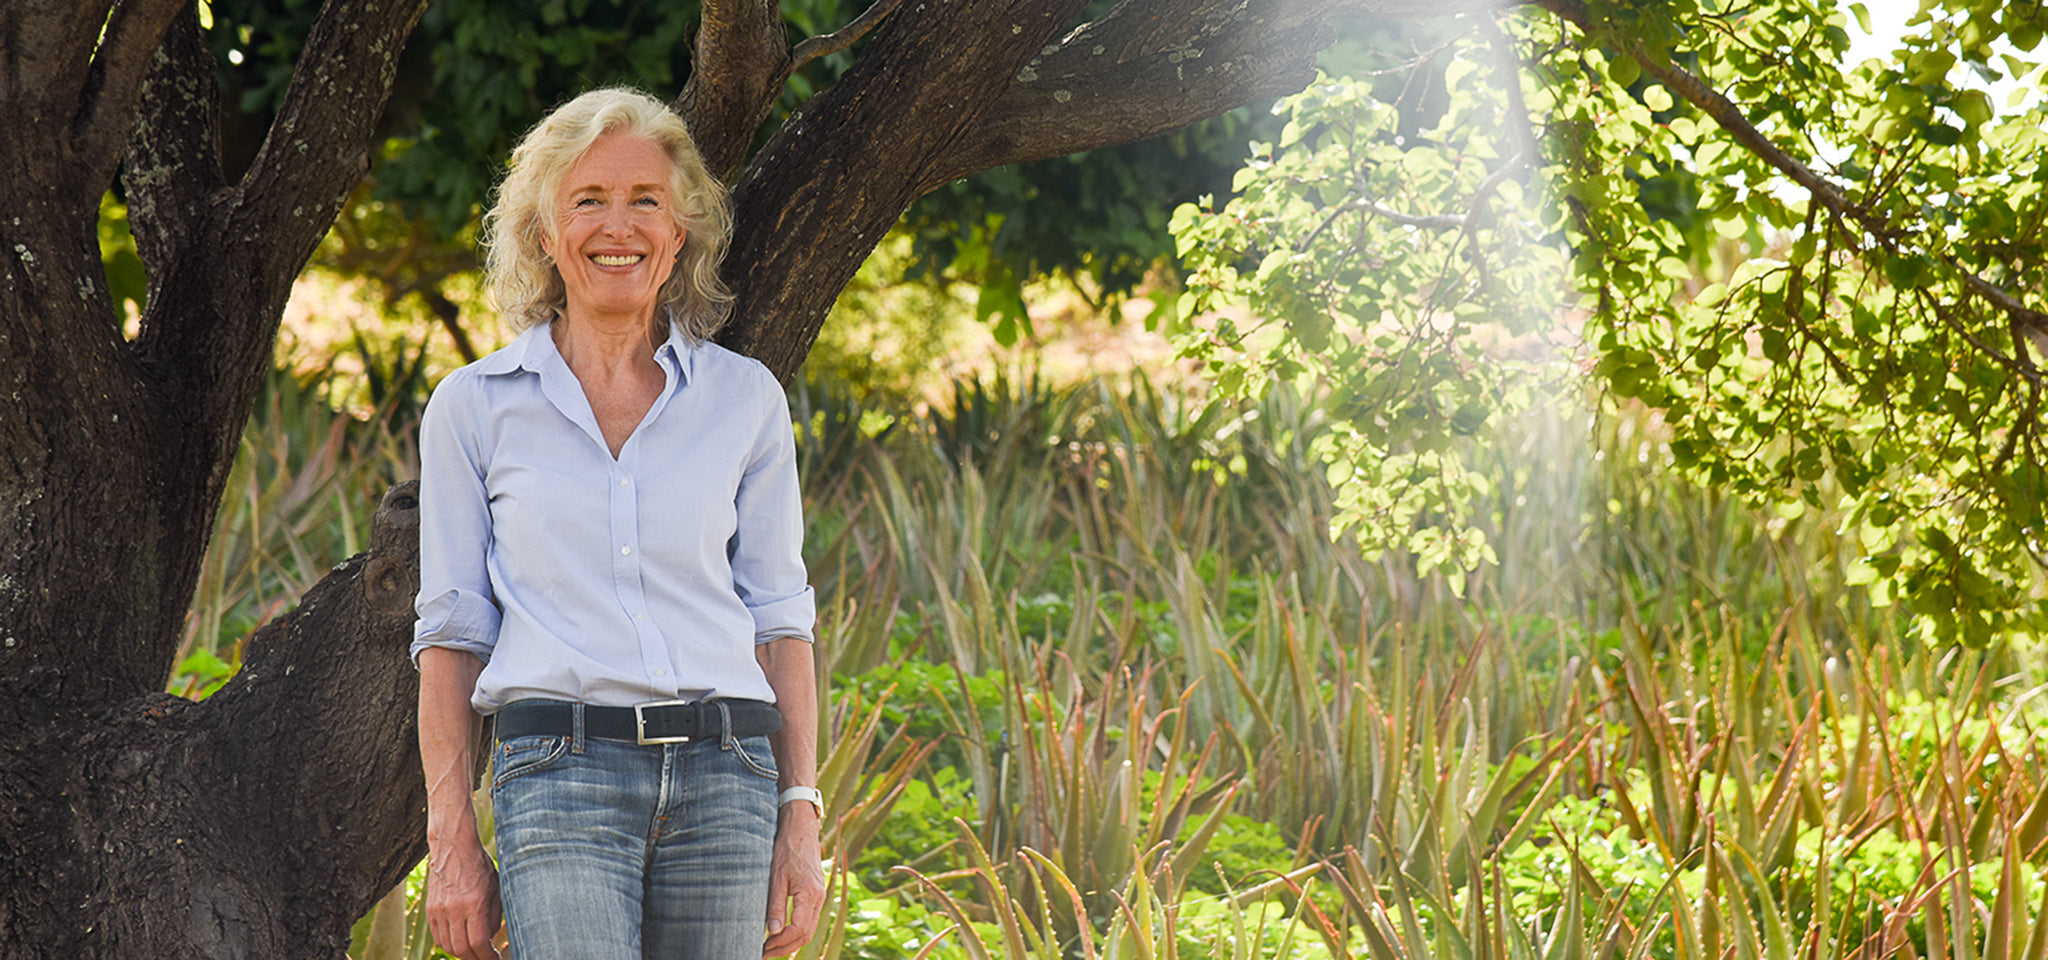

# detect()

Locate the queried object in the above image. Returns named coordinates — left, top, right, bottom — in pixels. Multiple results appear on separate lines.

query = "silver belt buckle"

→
left=634, top=699, right=695, bottom=745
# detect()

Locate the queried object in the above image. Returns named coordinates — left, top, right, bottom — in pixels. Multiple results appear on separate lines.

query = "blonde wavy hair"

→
left=482, top=87, right=733, bottom=343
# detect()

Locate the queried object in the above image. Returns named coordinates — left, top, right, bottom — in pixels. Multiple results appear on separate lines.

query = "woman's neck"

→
left=551, top=311, right=660, bottom=382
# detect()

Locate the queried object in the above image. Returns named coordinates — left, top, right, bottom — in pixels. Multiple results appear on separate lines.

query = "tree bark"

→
left=0, top=0, right=1480, bottom=954
left=1, top=0, right=429, bottom=954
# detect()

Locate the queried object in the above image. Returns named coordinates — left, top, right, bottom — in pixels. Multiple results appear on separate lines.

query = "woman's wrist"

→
left=777, top=785, right=824, bottom=820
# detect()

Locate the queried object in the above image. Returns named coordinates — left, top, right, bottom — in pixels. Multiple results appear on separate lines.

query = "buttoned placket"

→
left=534, top=336, right=689, bottom=696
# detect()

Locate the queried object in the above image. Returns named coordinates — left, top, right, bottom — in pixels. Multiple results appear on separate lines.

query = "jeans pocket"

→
left=492, top=735, right=570, bottom=788
left=726, top=735, right=779, bottom=781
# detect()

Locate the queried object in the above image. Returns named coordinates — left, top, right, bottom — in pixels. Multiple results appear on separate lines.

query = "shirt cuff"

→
left=748, top=586, right=817, bottom=644
left=410, top=587, right=502, bottom=666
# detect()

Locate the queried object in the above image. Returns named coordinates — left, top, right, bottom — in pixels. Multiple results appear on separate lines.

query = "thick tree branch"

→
left=3, top=2, right=115, bottom=173
left=133, top=0, right=425, bottom=424
left=927, top=0, right=1331, bottom=186
left=674, top=0, right=788, bottom=180
left=194, top=484, right=430, bottom=944
left=721, top=0, right=1095, bottom=377
left=928, top=0, right=1515, bottom=186
left=121, top=5, right=225, bottom=302
left=51, top=484, right=431, bottom=955
left=99, top=0, right=425, bottom=694
left=72, top=0, right=186, bottom=200
left=229, top=0, right=427, bottom=265
left=720, top=0, right=1532, bottom=379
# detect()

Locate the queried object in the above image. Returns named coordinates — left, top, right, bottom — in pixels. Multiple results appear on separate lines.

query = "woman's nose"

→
left=601, top=207, right=632, bottom=235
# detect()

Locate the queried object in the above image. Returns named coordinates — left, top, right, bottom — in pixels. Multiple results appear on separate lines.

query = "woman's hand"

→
left=419, top=647, right=501, bottom=960
left=426, top=837, right=503, bottom=960
left=756, top=637, right=824, bottom=956
left=762, top=803, right=826, bottom=956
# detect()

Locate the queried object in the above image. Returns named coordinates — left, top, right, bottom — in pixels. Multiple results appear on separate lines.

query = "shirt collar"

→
left=653, top=322, right=699, bottom=387
left=475, top=320, right=698, bottom=386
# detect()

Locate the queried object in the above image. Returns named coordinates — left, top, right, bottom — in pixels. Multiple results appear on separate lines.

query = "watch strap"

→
left=778, top=785, right=824, bottom=816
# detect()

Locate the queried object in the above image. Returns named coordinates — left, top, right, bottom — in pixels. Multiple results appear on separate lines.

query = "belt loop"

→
left=572, top=701, right=587, bottom=755
left=714, top=700, right=735, bottom=750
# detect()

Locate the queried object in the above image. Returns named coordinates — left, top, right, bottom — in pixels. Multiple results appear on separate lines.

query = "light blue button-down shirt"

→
left=410, top=321, right=815, bottom=713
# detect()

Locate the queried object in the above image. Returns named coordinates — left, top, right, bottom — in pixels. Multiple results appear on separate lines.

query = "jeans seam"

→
left=728, top=735, right=779, bottom=781
left=492, top=735, right=570, bottom=789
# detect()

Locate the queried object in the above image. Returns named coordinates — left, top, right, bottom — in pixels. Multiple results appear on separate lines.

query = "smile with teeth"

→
left=591, top=254, right=644, bottom=266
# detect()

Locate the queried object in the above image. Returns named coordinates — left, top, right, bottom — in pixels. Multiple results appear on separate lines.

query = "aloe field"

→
left=175, top=359, right=2048, bottom=960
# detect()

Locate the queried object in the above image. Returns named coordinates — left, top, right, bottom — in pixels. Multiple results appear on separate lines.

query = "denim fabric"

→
left=491, top=708, right=779, bottom=960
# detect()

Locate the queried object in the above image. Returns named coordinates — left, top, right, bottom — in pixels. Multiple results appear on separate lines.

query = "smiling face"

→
left=541, top=131, right=687, bottom=327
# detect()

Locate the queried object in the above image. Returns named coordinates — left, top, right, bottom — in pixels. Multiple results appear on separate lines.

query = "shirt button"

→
left=621, top=546, right=632, bottom=556
left=619, top=478, right=629, bottom=487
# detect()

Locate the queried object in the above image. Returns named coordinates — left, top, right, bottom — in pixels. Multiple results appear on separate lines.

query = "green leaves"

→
left=1174, top=0, right=2046, bottom=636
left=1169, top=62, right=1563, bottom=569
left=1540, top=0, right=2048, bottom=641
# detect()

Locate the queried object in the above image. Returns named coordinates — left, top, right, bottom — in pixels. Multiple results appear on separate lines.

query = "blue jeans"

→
left=491, top=705, right=779, bottom=960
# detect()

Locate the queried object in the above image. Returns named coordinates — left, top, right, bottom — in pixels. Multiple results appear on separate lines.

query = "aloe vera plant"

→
left=186, top=367, right=2045, bottom=960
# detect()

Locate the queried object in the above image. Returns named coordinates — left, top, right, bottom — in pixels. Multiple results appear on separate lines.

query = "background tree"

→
left=0, top=0, right=1445, bottom=955
left=188, top=0, right=1298, bottom=354
left=1177, top=0, right=2046, bottom=641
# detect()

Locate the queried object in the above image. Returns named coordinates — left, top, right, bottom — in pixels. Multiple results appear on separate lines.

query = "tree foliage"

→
left=1175, top=66, right=1560, bottom=585
left=198, top=0, right=1278, bottom=340
left=1175, top=0, right=2048, bottom=641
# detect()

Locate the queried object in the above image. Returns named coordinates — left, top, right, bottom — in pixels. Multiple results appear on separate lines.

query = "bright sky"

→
left=1843, top=0, right=1917, bottom=64
left=1842, top=0, right=2039, bottom=110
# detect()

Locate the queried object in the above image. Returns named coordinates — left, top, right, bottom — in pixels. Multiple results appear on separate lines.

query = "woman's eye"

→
left=635, top=196, right=661, bottom=208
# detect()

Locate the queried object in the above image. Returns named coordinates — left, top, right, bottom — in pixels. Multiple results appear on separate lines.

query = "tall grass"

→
left=790, top=374, right=2045, bottom=960
left=179, top=363, right=2046, bottom=960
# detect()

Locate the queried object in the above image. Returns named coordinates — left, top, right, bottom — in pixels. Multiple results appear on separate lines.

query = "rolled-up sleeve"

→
left=411, top=368, right=502, bottom=665
left=730, top=372, right=816, bottom=645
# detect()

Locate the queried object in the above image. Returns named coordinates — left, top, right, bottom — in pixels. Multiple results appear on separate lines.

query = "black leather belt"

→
left=494, top=699, right=782, bottom=745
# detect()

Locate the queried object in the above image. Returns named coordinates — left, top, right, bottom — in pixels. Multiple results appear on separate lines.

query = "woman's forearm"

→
left=756, top=636, right=824, bottom=956
left=755, top=636, right=818, bottom=793
left=419, top=647, right=488, bottom=846
left=418, top=647, right=502, bottom=960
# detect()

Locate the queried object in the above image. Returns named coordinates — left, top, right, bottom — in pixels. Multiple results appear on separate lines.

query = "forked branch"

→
left=72, top=0, right=188, bottom=200
left=675, top=0, right=787, bottom=178
left=785, top=0, right=912, bottom=80
left=123, top=6, right=226, bottom=295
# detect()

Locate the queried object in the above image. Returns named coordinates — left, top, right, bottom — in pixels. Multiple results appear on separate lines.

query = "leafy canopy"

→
left=196, top=0, right=1269, bottom=325
left=1175, top=0, right=2048, bottom=643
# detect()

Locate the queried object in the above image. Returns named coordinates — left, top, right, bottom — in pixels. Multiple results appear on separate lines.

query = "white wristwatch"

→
left=778, top=785, right=824, bottom=818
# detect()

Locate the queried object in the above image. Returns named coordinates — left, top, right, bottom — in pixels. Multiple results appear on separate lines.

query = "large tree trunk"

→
left=0, top=1, right=433, bottom=954
left=0, top=0, right=1494, bottom=954
left=0, top=486, right=432, bottom=956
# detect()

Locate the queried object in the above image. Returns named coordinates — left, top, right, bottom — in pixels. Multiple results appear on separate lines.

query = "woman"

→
left=412, top=87, right=825, bottom=960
